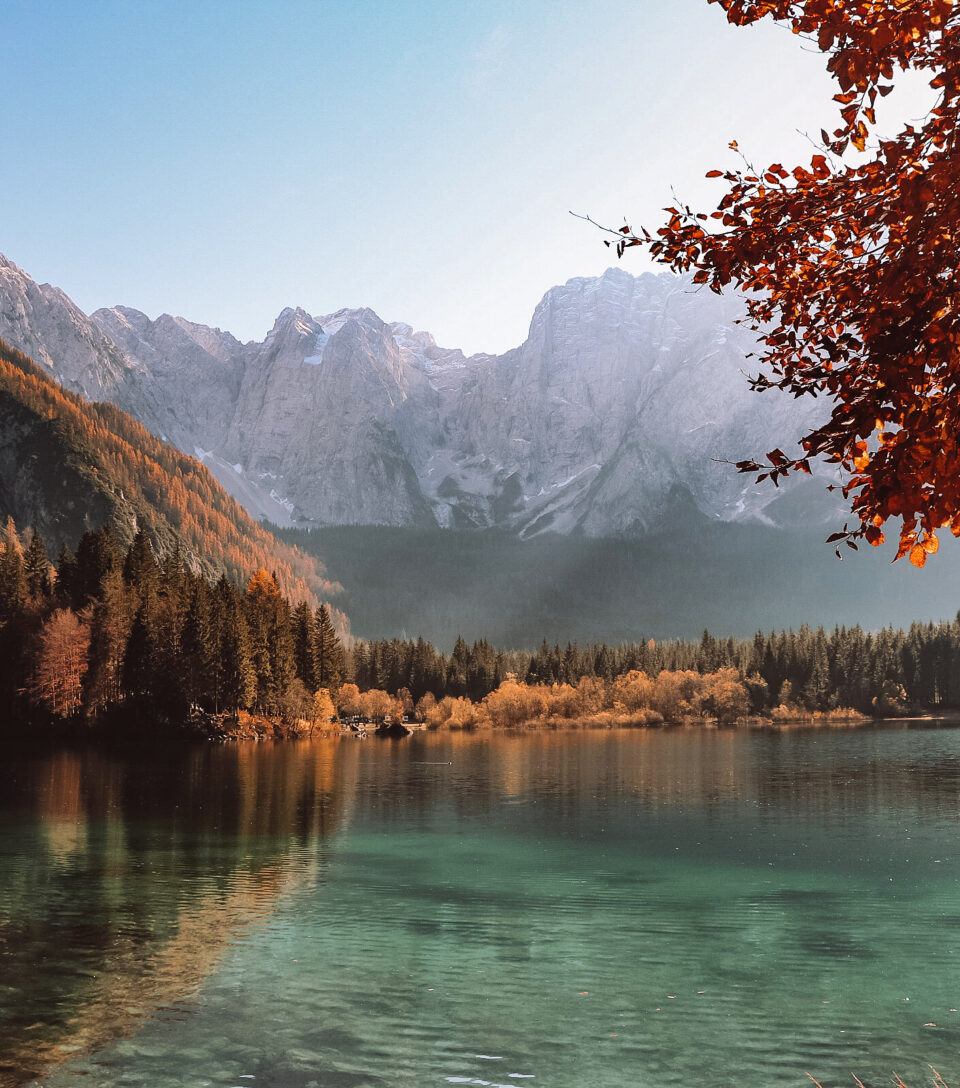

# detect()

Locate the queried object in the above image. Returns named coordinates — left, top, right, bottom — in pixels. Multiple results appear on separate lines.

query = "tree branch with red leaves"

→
left=610, top=0, right=960, bottom=566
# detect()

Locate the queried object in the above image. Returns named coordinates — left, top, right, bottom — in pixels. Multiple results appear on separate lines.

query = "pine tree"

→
left=23, top=530, right=53, bottom=601
left=314, top=604, right=343, bottom=693
left=292, top=601, right=318, bottom=691
left=220, top=590, right=255, bottom=715
left=0, top=517, right=27, bottom=624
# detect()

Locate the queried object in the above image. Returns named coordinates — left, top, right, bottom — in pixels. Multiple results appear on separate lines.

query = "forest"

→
left=0, top=518, right=344, bottom=732
left=2, top=516, right=959, bottom=735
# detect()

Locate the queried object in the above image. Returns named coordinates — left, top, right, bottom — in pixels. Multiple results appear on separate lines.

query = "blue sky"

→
left=2, top=0, right=935, bottom=353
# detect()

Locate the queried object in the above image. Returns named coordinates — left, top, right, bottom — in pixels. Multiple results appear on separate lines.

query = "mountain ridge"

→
left=0, top=251, right=842, bottom=536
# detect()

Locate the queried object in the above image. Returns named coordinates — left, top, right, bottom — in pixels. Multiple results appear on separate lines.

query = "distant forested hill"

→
left=0, top=339, right=337, bottom=605
left=276, top=521, right=960, bottom=649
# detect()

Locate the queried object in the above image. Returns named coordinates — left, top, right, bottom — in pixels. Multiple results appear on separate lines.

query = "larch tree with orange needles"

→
left=610, top=0, right=960, bottom=566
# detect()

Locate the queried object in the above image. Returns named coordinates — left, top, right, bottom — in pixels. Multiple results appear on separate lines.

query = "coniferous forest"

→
left=3, top=515, right=960, bottom=736
left=0, top=518, right=345, bottom=733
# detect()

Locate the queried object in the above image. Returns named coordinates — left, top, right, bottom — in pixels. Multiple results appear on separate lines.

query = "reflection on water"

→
left=1, top=725, right=960, bottom=1088
left=0, top=743, right=349, bottom=1086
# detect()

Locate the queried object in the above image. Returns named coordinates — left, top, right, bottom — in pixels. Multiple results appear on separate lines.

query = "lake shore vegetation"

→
left=2, top=518, right=959, bottom=737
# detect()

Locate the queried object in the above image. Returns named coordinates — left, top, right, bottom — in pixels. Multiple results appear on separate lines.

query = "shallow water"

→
left=2, top=724, right=960, bottom=1088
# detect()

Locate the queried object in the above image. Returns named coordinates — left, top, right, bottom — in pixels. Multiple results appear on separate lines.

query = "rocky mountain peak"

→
left=390, top=322, right=436, bottom=349
left=0, top=250, right=840, bottom=536
left=260, top=307, right=325, bottom=363
left=0, top=253, right=135, bottom=397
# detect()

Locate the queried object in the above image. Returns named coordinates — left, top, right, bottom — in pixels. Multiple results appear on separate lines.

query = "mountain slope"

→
left=0, top=251, right=843, bottom=536
left=0, top=338, right=338, bottom=605
left=110, top=271, right=839, bottom=535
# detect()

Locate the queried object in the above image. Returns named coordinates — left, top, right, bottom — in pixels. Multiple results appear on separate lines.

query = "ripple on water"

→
left=9, top=728, right=960, bottom=1088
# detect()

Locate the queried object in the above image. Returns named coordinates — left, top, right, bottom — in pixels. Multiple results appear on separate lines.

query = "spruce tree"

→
left=24, top=531, right=53, bottom=601
left=447, top=636, right=469, bottom=697
left=83, top=566, right=135, bottom=714
left=244, top=568, right=294, bottom=713
left=0, top=518, right=28, bottom=708
left=409, top=637, right=432, bottom=701
left=268, top=594, right=296, bottom=713
left=181, top=580, right=219, bottom=709
left=0, top=518, right=27, bottom=624
left=292, top=601, right=318, bottom=691
left=123, top=528, right=159, bottom=597
left=122, top=604, right=154, bottom=701
left=220, top=591, right=255, bottom=715
left=314, top=604, right=343, bottom=692
left=75, top=528, right=121, bottom=606
left=55, top=544, right=80, bottom=609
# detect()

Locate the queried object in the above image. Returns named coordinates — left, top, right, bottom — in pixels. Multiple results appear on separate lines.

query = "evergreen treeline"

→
left=348, top=621, right=960, bottom=718
left=0, top=520, right=344, bottom=728
left=3, top=516, right=959, bottom=730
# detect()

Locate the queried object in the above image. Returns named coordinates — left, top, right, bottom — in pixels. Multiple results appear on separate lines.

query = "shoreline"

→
left=10, top=706, right=960, bottom=750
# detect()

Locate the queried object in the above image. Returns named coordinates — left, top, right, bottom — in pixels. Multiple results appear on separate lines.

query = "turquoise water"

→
left=2, top=725, right=960, bottom=1088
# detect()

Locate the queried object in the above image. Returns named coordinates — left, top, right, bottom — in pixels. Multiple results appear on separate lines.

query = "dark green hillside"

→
left=277, top=521, right=960, bottom=649
left=0, top=339, right=335, bottom=604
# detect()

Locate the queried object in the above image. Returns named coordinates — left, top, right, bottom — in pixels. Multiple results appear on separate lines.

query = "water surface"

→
left=2, top=724, right=960, bottom=1088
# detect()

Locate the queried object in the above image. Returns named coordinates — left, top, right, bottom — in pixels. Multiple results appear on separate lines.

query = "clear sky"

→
left=2, top=0, right=936, bottom=354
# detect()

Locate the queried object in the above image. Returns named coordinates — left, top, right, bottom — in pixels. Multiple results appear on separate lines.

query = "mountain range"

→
left=0, top=252, right=841, bottom=537
left=3, top=248, right=955, bottom=647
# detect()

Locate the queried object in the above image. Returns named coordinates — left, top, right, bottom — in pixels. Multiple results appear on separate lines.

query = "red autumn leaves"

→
left=617, top=0, right=960, bottom=565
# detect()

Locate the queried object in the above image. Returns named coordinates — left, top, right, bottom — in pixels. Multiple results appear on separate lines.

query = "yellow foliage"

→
left=336, top=683, right=362, bottom=716
left=313, top=688, right=336, bottom=723
left=358, top=688, right=403, bottom=723
left=421, top=668, right=753, bottom=730
left=246, top=567, right=279, bottom=597
left=425, top=696, right=483, bottom=729
left=482, top=679, right=549, bottom=728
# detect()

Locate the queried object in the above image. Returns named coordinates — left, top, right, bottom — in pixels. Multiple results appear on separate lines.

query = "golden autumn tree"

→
left=24, top=608, right=91, bottom=718
left=313, top=687, right=337, bottom=724
left=611, top=0, right=959, bottom=565
left=336, top=682, right=363, bottom=717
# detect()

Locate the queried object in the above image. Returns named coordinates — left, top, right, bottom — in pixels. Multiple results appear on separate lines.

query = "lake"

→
left=2, top=724, right=960, bottom=1088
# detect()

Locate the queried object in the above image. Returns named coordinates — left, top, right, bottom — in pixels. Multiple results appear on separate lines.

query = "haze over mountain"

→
left=0, top=251, right=841, bottom=538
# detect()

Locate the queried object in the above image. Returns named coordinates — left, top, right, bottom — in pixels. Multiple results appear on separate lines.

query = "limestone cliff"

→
left=0, top=251, right=840, bottom=535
